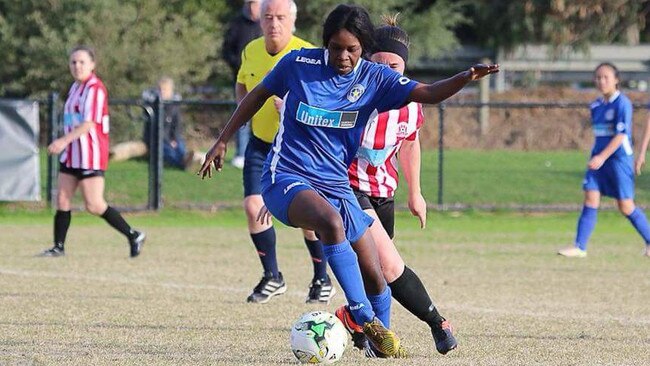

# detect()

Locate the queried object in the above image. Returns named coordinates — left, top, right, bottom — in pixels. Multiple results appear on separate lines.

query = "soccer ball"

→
left=290, top=311, right=349, bottom=364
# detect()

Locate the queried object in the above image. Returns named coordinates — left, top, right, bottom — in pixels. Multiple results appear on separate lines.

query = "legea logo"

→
left=283, top=181, right=305, bottom=195
left=296, top=102, right=358, bottom=129
left=296, top=56, right=322, bottom=65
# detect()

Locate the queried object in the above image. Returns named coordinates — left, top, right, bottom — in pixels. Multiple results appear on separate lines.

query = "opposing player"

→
left=200, top=4, right=497, bottom=356
left=39, top=46, right=145, bottom=258
left=558, top=62, right=650, bottom=258
left=235, top=0, right=335, bottom=304
left=333, top=15, right=457, bottom=357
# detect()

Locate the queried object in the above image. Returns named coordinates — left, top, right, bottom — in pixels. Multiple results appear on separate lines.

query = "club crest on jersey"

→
left=296, top=101, right=358, bottom=129
left=605, top=109, right=615, bottom=121
left=347, top=84, right=365, bottom=102
left=296, top=56, right=321, bottom=65
left=397, top=123, right=409, bottom=138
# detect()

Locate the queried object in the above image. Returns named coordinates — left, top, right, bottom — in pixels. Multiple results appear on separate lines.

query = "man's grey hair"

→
left=260, top=0, right=297, bottom=19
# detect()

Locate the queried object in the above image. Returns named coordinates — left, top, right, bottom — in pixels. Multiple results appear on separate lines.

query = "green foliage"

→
left=294, top=0, right=465, bottom=61
left=470, top=0, right=648, bottom=52
left=0, top=0, right=227, bottom=98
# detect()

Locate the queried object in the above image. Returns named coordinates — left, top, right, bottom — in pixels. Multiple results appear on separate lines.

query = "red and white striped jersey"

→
left=60, top=73, right=110, bottom=170
left=348, top=102, right=423, bottom=198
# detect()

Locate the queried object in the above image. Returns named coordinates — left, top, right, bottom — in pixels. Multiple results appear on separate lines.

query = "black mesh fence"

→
left=40, top=94, right=650, bottom=211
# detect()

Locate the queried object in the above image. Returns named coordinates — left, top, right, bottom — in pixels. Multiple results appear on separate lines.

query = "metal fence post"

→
left=437, top=103, right=445, bottom=207
left=46, top=92, right=59, bottom=207
left=147, top=97, right=164, bottom=210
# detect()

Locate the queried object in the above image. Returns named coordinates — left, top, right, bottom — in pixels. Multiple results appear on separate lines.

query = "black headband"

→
left=374, top=38, right=409, bottom=64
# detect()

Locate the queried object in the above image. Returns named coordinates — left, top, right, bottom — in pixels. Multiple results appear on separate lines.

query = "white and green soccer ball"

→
left=290, top=311, right=349, bottom=364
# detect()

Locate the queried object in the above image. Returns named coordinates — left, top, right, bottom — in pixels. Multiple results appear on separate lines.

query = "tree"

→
left=0, top=0, right=223, bottom=98
left=468, top=0, right=650, bottom=53
left=294, top=0, right=466, bottom=62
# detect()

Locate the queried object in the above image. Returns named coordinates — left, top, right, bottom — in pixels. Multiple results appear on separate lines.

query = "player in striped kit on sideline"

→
left=39, top=45, right=145, bottom=258
left=336, top=15, right=457, bottom=357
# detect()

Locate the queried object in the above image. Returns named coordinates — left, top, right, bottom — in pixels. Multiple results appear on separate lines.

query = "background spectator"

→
left=222, top=0, right=262, bottom=169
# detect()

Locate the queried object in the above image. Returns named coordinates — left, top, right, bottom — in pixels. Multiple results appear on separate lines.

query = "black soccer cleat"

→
left=432, top=318, right=458, bottom=355
left=247, top=272, right=287, bottom=303
left=305, top=275, right=337, bottom=304
left=129, top=230, right=146, bottom=258
left=38, top=244, right=65, bottom=257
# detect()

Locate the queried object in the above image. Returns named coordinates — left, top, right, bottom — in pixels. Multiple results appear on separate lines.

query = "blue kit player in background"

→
left=558, top=62, right=650, bottom=258
left=200, top=4, right=498, bottom=357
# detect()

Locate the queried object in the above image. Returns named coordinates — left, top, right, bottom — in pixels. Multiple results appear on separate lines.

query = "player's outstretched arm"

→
left=408, top=64, right=499, bottom=105
left=199, top=84, right=272, bottom=178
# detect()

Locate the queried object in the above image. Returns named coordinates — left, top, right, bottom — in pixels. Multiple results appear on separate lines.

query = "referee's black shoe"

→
left=129, top=230, right=146, bottom=257
left=247, top=272, right=287, bottom=303
left=38, top=243, right=65, bottom=257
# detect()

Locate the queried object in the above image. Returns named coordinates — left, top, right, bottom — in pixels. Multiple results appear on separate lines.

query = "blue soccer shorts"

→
left=583, top=156, right=635, bottom=199
left=261, top=170, right=374, bottom=243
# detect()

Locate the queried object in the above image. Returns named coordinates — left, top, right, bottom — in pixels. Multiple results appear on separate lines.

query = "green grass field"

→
left=1, top=210, right=648, bottom=365
left=24, top=149, right=650, bottom=211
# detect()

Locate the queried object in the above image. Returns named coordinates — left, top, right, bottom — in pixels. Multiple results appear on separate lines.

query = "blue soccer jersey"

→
left=261, top=48, right=417, bottom=199
left=589, top=91, right=633, bottom=158
left=583, top=91, right=635, bottom=199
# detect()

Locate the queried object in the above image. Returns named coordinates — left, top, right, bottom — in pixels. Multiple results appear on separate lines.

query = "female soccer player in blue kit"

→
left=200, top=4, right=498, bottom=356
left=558, top=62, right=650, bottom=258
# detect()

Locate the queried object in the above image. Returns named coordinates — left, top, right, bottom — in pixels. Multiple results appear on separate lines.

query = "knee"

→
left=618, top=200, right=636, bottom=216
left=56, top=195, right=71, bottom=211
left=584, top=197, right=600, bottom=208
left=316, top=212, right=344, bottom=235
left=243, top=198, right=263, bottom=223
left=382, top=261, right=405, bottom=284
left=85, top=201, right=107, bottom=216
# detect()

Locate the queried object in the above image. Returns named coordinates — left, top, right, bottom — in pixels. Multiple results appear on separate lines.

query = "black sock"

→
left=101, top=206, right=134, bottom=238
left=250, top=227, right=279, bottom=278
left=304, top=237, right=327, bottom=280
left=53, top=210, right=71, bottom=248
left=388, top=266, right=444, bottom=328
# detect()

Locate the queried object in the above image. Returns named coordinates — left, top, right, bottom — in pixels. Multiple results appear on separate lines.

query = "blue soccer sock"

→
left=368, top=286, right=392, bottom=328
left=626, top=208, right=650, bottom=244
left=575, top=206, right=598, bottom=251
left=322, top=240, right=374, bottom=324
left=304, top=237, right=328, bottom=280
left=250, top=227, right=279, bottom=278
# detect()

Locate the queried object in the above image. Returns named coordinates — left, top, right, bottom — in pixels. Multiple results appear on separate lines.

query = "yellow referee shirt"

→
left=236, top=36, right=313, bottom=143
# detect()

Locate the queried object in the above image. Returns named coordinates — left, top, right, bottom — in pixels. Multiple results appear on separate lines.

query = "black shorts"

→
left=353, top=189, right=395, bottom=239
left=243, top=135, right=272, bottom=197
left=59, top=163, right=105, bottom=180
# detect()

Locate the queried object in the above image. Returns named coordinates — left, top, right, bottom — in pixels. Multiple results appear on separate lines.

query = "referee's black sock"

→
left=304, top=237, right=328, bottom=280
left=388, top=266, right=444, bottom=328
left=53, top=210, right=71, bottom=248
left=101, top=206, right=134, bottom=238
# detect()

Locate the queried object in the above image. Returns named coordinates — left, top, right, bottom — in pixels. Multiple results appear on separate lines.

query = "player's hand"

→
left=198, top=140, right=227, bottom=179
left=588, top=155, right=606, bottom=170
left=256, top=205, right=273, bottom=225
left=468, top=64, right=500, bottom=81
left=408, top=193, right=427, bottom=229
left=635, top=155, right=646, bottom=175
left=47, top=138, right=67, bottom=155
